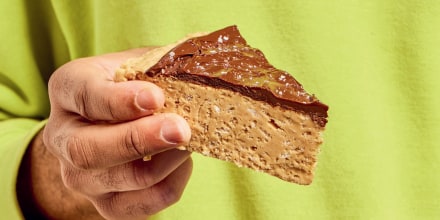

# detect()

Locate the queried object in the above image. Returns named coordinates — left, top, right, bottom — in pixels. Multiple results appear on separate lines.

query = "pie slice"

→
left=115, top=25, right=328, bottom=185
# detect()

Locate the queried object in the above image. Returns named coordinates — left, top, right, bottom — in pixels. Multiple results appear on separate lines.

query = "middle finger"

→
left=61, top=149, right=192, bottom=197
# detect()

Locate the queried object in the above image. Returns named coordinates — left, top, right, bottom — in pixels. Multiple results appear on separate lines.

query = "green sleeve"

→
left=0, top=1, right=68, bottom=218
left=0, top=120, right=46, bottom=219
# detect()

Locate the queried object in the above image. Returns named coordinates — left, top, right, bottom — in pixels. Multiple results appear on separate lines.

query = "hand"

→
left=38, top=48, right=192, bottom=219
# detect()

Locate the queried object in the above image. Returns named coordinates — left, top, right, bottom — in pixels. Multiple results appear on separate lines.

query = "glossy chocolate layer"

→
left=144, top=25, right=328, bottom=126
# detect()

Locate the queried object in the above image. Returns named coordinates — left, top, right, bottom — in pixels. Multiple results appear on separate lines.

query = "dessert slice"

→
left=115, top=25, right=328, bottom=184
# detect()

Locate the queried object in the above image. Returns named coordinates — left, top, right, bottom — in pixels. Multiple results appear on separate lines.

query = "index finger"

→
left=48, top=48, right=164, bottom=122
left=48, top=113, right=191, bottom=170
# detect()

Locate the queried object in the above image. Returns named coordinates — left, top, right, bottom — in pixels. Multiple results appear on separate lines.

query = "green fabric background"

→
left=1, top=0, right=439, bottom=219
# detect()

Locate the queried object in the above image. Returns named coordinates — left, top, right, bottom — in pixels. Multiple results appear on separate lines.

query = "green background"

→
left=1, top=0, right=439, bottom=219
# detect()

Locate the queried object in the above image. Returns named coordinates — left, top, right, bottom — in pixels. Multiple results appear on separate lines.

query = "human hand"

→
left=42, top=48, right=192, bottom=219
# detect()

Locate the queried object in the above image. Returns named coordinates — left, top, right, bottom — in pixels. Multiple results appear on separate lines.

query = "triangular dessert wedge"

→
left=116, top=25, right=328, bottom=185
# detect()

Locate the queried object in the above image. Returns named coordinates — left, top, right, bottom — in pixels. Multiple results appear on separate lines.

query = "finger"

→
left=48, top=48, right=164, bottom=121
left=93, top=158, right=193, bottom=220
left=52, top=113, right=191, bottom=169
left=61, top=149, right=191, bottom=196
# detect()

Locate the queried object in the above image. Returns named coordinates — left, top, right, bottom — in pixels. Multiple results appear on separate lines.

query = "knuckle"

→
left=48, top=61, right=79, bottom=102
left=122, top=199, right=162, bottom=217
left=104, top=97, right=117, bottom=120
left=60, top=166, right=81, bottom=191
left=129, top=163, right=155, bottom=188
left=51, top=59, right=95, bottom=120
left=94, top=194, right=128, bottom=219
left=123, top=127, right=148, bottom=158
left=94, top=169, right=123, bottom=191
left=156, top=184, right=181, bottom=209
left=94, top=187, right=179, bottom=219
left=47, top=66, right=66, bottom=94
left=47, top=74, right=59, bottom=96
left=44, top=124, right=70, bottom=157
left=74, top=82, right=91, bottom=119
left=42, top=126, right=59, bottom=154
left=92, top=199, right=111, bottom=218
left=66, top=135, right=94, bottom=169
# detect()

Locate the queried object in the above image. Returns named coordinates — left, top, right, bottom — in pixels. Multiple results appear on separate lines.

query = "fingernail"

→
left=135, top=88, right=161, bottom=111
left=160, top=119, right=188, bottom=144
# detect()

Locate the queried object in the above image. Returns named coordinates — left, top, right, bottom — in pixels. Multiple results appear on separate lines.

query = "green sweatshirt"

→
left=1, top=0, right=439, bottom=219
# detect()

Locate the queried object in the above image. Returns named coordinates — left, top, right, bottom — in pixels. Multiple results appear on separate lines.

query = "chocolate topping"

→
left=144, top=25, right=328, bottom=126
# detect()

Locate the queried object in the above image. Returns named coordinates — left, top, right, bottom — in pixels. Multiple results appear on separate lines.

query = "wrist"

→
left=16, top=129, right=48, bottom=219
left=16, top=129, right=104, bottom=219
